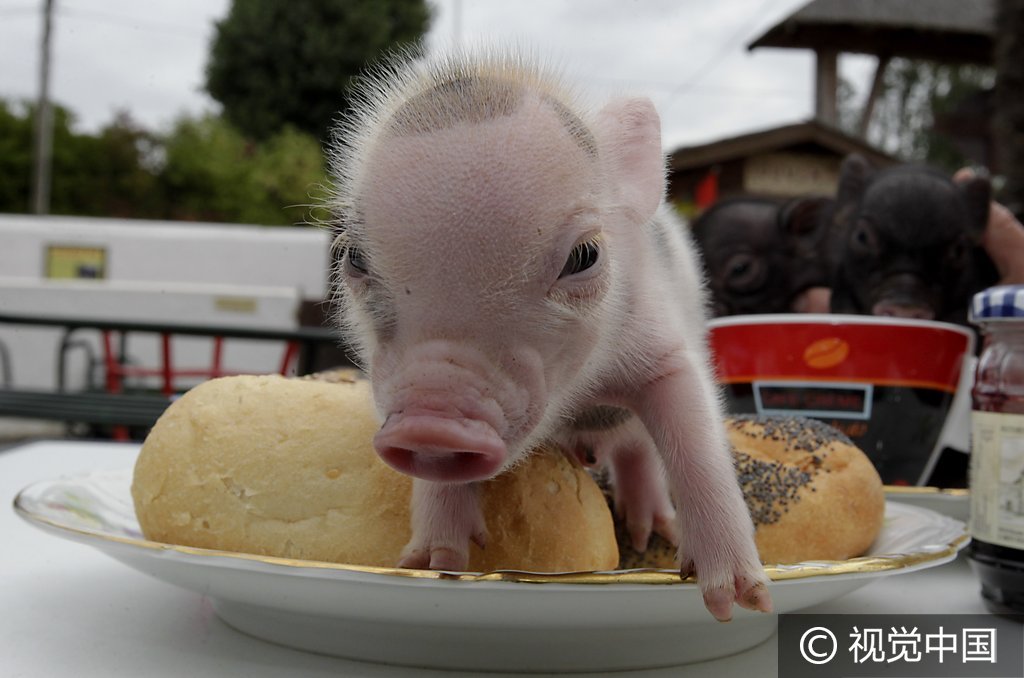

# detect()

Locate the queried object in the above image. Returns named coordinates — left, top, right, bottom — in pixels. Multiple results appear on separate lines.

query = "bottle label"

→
left=970, top=410, right=1024, bottom=549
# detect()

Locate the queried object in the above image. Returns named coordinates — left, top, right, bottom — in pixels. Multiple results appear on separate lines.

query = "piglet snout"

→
left=375, top=412, right=507, bottom=482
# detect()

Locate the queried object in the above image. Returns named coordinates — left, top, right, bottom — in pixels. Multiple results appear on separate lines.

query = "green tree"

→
left=160, top=114, right=328, bottom=225
left=846, top=59, right=994, bottom=171
left=247, top=125, right=331, bottom=224
left=0, top=99, right=328, bottom=225
left=159, top=114, right=252, bottom=221
left=205, top=0, right=431, bottom=142
left=52, top=111, right=165, bottom=218
left=47, top=105, right=108, bottom=215
left=0, top=101, right=166, bottom=218
left=0, top=100, right=33, bottom=212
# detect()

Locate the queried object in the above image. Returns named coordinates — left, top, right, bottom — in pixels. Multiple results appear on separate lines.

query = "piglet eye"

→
left=723, top=253, right=763, bottom=292
left=345, top=245, right=369, bottom=275
left=849, top=220, right=879, bottom=257
left=560, top=239, right=600, bottom=278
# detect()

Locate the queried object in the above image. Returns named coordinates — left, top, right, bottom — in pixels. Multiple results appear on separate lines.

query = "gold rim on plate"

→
left=884, top=485, right=969, bottom=498
left=13, top=485, right=968, bottom=586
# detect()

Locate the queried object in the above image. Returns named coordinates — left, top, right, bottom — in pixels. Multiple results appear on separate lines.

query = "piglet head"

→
left=831, top=154, right=993, bottom=323
left=331, top=71, right=664, bottom=483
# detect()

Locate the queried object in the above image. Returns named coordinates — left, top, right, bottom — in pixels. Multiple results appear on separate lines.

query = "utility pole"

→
left=31, top=0, right=55, bottom=215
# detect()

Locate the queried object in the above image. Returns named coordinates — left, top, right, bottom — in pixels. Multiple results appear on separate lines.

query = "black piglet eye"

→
left=849, top=220, right=878, bottom=256
left=560, top=240, right=600, bottom=278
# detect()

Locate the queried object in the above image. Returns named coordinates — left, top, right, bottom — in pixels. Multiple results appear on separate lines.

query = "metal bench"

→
left=0, top=311, right=351, bottom=440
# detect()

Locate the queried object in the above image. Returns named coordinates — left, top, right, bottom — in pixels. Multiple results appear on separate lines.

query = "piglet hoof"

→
left=401, top=480, right=488, bottom=572
left=737, top=576, right=773, bottom=614
left=398, top=546, right=469, bottom=571
left=623, top=507, right=680, bottom=553
left=613, top=474, right=679, bottom=552
left=701, top=574, right=773, bottom=623
left=397, top=527, right=488, bottom=572
left=653, top=511, right=681, bottom=548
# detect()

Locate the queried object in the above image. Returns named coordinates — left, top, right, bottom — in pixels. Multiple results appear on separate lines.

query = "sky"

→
left=0, top=0, right=877, bottom=151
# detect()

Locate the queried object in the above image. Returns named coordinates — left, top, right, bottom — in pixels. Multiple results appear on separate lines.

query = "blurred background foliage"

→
left=837, top=60, right=996, bottom=171
left=1, top=0, right=431, bottom=226
left=0, top=98, right=330, bottom=226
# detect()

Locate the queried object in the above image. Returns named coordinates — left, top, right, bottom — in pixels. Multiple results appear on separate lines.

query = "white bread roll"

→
left=131, top=374, right=618, bottom=572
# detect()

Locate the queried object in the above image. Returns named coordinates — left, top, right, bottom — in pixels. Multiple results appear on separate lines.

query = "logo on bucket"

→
left=803, top=337, right=850, bottom=369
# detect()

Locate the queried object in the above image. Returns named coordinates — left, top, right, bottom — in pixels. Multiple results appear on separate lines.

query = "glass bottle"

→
left=968, top=284, right=1024, bottom=615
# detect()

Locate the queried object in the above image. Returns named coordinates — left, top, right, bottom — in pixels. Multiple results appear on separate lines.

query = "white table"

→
left=0, top=439, right=995, bottom=677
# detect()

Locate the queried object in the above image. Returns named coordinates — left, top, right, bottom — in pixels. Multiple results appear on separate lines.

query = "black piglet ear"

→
left=958, top=175, right=992, bottom=240
left=836, top=153, right=873, bottom=210
left=779, top=196, right=832, bottom=236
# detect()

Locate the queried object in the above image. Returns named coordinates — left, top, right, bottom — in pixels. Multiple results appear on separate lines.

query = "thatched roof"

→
left=749, top=0, right=996, bottom=64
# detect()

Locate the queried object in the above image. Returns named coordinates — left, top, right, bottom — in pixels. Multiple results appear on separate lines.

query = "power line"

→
left=0, top=6, right=39, bottom=18
left=57, top=4, right=208, bottom=39
left=579, top=74, right=807, bottom=99
left=665, top=0, right=791, bottom=105
left=0, top=3, right=211, bottom=37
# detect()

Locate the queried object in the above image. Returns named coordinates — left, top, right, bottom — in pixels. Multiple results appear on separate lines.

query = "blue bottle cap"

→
left=970, top=285, right=1024, bottom=322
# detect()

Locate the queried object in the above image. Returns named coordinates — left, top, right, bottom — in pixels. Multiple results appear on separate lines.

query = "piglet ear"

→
left=957, top=174, right=992, bottom=239
left=836, top=153, right=872, bottom=209
left=594, top=97, right=665, bottom=223
left=779, top=196, right=832, bottom=236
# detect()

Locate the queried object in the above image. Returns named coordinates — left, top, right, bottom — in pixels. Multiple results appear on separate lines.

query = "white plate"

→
left=14, top=470, right=967, bottom=673
left=885, top=486, right=970, bottom=523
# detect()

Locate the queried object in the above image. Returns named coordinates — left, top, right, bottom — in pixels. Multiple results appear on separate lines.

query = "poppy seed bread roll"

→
left=727, top=414, right=885, bottom=564
left=131, top=374, right=618, bottom=573
left=615, top=415, right=885, bottom=568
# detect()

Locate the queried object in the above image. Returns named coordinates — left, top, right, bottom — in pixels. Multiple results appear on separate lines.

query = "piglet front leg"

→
left=558, top=418, right=680, bottom=552
left=601, top=419, right=681, bottom=553
left=633, top=352, right=772, bottom=622
left=398, top=480, right=488, bottom=571
left=608, top=437, right=681, bottom=554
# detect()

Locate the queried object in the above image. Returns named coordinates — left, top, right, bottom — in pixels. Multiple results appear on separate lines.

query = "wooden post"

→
left=858, top=55, right=891, bottom=139
left=815, top=48, right=839, bottom=126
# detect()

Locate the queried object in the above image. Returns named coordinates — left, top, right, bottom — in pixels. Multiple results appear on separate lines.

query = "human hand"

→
left=954, top=167, right=1024, bottom=285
